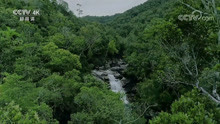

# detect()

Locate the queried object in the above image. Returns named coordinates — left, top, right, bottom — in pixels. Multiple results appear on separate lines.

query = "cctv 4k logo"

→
left=13, top=9, right=40, bottom=22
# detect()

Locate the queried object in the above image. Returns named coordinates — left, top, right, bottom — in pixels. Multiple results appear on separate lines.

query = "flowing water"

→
left=93, top=69, right=129, bottom=104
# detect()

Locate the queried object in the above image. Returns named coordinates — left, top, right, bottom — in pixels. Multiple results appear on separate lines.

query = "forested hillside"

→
left=83, top=14, right=121, bottom=24
left=106, top=0, right=220, bottom=123
left=0, top=0, right=137, bottom=123
left=0, top=0, right=220, bottom=124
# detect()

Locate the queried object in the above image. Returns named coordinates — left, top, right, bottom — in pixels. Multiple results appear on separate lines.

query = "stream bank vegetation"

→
left=0, top=0, right=220, bottom=123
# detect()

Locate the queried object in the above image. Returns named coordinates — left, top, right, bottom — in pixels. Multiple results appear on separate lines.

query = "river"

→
left=92, top=61, right=129, bottom=104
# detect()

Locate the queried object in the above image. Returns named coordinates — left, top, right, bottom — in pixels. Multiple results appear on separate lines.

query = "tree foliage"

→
left=0, top=0, right=220, bottom=123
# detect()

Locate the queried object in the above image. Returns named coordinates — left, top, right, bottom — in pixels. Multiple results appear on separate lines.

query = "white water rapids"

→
left=93, top=69, right=129, bottom=104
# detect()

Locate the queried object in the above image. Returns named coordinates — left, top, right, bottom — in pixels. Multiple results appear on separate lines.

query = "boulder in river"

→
left=92, top=60, right=130, bottom=104
left=114, top=72, right=123, bottom=79
left=111, top=66, right=123, bottom=71
left=101, top=72, right=108, bottom=77
left=121, top=77, right=130, bottom=87
left=103, top=76, right=109, bottom=82
left=118, top=59, right=126, bottom=65
left=99, top=66, right=105, bottom=70
left=120, top=64, right=128, bottom=70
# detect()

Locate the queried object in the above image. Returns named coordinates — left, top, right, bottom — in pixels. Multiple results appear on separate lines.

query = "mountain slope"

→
left=1, top=0, right=220, bottom=123
left=82, top=0, right=220, bottom=123
left=0, top=0, right=142, bottom=123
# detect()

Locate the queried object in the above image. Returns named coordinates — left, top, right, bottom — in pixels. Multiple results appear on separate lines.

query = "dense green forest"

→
left=0, top=0, right=220, bottom=123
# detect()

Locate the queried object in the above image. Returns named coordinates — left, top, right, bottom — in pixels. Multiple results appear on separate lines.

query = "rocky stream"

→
left=92, top=59, right=130, bottom=104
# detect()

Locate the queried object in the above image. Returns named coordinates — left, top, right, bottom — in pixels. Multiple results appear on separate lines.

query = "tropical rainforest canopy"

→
left=0, top=0, right=220, bottom=124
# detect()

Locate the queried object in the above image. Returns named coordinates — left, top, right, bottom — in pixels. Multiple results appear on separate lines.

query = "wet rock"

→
left=121, top=78, right=130, bottom=87
left=114, top=72, right=123, bottom=79
left=92, top=72, right=102, bottom=79
left=121, top=77, right=126, bottom=82
left=103, top=76, right=109, bottom=82
left=92, top=70, right=106, bottom=81
left=105, top=63, right=111, bottom=69
left=92, top=60, right=130, bottom=104
left=120, top=64, right=128, bottom=70
left=101, top=72, right=108, bottom=77
left=110, top=60, right=118, bottom=67
left=111, top=66, right=123, bottom=71
left=99, top=66, right=105, bottom=70
left=118, top=60, right=126, bottom=65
